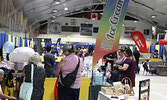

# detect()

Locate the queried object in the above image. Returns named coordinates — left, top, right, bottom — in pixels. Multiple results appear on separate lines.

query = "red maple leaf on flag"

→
left=92, top=14, right=97, bottom=18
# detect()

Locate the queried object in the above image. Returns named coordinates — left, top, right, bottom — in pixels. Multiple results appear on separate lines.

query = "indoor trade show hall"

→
left=1, top=0, right=167, bottom=100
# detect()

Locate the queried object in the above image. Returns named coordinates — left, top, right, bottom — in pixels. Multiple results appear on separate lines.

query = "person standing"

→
left=115, top=49, right=125, bottom=65
left=44, top=46, right=55, bottom=77
left=55, top=44, right=84, bottom=100
left=103, top=52, right=117, bottom=71
left=23, top=53, right=45, bottom=100
left=133, top=47, right=140, bottom=74
left=118, top=48, right=136, bottom=88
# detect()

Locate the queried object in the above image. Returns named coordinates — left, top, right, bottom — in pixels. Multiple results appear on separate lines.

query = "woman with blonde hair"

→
left=23, top=52, right=45, bottom=100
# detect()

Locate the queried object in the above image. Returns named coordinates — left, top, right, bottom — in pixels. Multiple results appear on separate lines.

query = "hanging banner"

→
left=93, top=0, right=130, bottom=68
left=131, top=31, right=147, bottom=53
left=146, top=39, right=151, bottom=53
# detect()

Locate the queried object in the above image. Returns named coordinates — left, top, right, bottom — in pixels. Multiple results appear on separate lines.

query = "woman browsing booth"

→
left=55, top=44, right=84, bottom=100
left=21, top=53, right=46, bottom=100
left=115, top=49, right=125, bottom=65
left=118, top=48, right=136, bottom=93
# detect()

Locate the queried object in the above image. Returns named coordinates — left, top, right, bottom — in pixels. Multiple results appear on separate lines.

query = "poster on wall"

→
left=49, top=22, right=61, bottom=34
left=71, top=19, right=77, bottom=25
left=124, top=27, right=136, bottom=38
left=80, top=24, right=93, bottom=36
left=92, top=0, right=130, bottom=68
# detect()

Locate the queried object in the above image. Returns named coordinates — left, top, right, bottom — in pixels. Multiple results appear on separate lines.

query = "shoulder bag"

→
left=19, top=64, right=34, bottom=100
left=60, top=57, right=80, bottom=88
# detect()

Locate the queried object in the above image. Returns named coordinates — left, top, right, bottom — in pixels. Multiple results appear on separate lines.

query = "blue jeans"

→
left=58, top=83, right=80, bottom=100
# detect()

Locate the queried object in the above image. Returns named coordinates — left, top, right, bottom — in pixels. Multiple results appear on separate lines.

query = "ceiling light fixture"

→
left=51, top=20, right=55, bottom=23
left=54, top=0, right=60, bottom=4
left=55, top=1, right=60, bottom=4
left=52, top=9, right=57, bottom=13
left=134, top=20, right=138, bottom=23
left=151, top=15, right=157, bottom=18
left=64, top=7, right=68, bottom=11
left=52, top=15, right=56, bottom=18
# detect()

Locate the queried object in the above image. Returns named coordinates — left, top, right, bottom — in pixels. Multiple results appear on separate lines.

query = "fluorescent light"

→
left=51, top=20, right=55, bottom=23
left=55, top=1, right=60, bottom=4
left=134, top=20, right=138, bottom=23
left=151, top=15, right=157, bottom=18
left=64, top=7, right=68, bottom=11
left=52, top=9, right=57, bottom=13
left=54, top=0, right=60, bottom=4
left=52, top=15, right=56, bottom=18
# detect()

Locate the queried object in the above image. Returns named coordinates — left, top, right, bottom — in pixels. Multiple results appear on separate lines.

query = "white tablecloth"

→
left=98, top=91, right=137, bottom=100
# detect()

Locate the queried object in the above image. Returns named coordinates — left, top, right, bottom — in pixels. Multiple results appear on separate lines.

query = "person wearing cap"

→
left=0, top=69, right=16, bottom=100
left=55, top=44, right=84, bottom=100
left=44, top=46, right=55, bottom=77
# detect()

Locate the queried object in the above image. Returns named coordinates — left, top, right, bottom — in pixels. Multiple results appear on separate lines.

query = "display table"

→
left=156, top=65, right=167, bottom=76
left=43, top=78, right=90, bottom=100
left=149, top=58, right=163, bottom=62
left=98, top=91, right=137, bottom=100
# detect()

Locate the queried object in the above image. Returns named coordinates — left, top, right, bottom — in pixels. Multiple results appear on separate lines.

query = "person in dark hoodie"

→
left=133, top=47, right=140, bottom=74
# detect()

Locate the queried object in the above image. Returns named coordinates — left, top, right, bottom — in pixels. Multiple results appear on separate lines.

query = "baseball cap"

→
left=61, top=44, right=72, bottom=51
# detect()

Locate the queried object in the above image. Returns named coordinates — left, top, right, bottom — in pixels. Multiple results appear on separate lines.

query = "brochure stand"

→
left=139, top=79, right=150, bottom=100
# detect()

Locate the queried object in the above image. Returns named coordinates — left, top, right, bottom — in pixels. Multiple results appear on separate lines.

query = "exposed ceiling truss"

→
left=12, top=0, right=167, bottom=32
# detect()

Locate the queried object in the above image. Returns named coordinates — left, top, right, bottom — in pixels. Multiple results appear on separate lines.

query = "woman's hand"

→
left=118, top=65, right=122, bottom=70
left=9, top=96, right=16, bottom=100
left=119, top=64, right=129, bottom=71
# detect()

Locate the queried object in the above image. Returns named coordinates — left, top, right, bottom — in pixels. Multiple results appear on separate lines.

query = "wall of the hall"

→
left=0, top=0, right=30, bottom=38
left=37, top=17, right=153, bottom=44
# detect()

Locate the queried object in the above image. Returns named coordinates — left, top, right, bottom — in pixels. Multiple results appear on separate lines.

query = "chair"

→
left=142, top=62, right=156, bottom=75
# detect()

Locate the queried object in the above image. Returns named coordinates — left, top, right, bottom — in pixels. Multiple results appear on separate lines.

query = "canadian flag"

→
left=87, top=12, right=102, bottom=20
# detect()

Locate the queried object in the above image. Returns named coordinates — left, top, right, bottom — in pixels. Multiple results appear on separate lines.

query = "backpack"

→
left=60, top=57, right=80, bottom=88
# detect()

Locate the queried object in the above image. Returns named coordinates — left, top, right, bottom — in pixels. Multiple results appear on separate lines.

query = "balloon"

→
left=42, top=45, right=45, bottom=47
left=4, top=41, right=14, bottom=53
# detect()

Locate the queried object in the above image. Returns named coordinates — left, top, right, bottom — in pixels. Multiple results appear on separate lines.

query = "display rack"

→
left=139, top=79, right=150, bottom=100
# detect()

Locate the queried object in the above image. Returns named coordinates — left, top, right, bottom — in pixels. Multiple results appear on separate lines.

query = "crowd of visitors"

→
left=0, top=43, right=143, bottom=100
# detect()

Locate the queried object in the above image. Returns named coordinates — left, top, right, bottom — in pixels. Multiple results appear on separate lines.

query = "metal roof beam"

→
left=28, top=2, right=106, bottom=26
left=26, top=0, right=74, bottom=20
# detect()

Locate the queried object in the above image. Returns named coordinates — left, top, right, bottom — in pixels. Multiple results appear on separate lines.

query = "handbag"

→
left=19, top=64, right=34, bottom=100
left=60, top=57, right=80, bottom=88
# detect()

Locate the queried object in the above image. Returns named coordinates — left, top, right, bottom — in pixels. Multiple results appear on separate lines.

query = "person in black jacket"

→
left=133, top=47, right=140, bottom=74
left=44, top=46, right=55, bottom=77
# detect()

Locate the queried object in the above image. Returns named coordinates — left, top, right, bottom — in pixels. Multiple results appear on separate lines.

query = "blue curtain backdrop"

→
left=0, top=33, right=8, bottom=49
left=19, top=38, right=22, bottom=47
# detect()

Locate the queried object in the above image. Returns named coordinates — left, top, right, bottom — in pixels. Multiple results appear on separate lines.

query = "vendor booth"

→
left=43, top=78, right=90, bottom=100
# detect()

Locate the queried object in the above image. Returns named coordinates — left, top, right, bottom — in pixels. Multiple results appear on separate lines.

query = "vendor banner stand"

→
left=92, top=0, right=130, bottom=68
left=90, top=0, right=130, bottom=100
